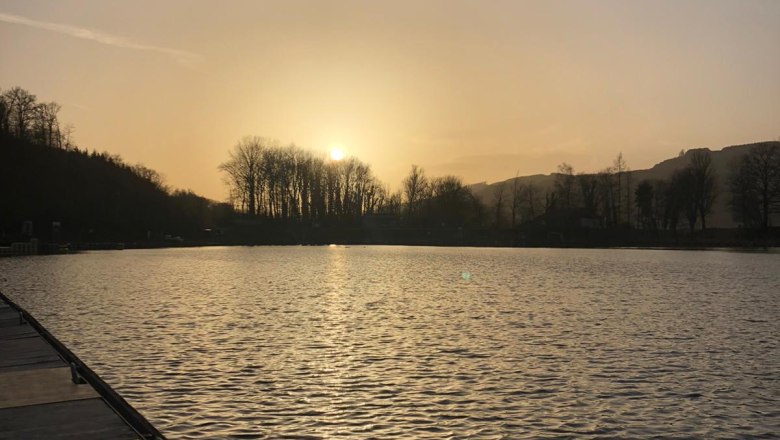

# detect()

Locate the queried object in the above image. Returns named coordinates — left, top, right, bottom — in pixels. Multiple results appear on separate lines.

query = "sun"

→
left=329, top=145, right=345, bottom=161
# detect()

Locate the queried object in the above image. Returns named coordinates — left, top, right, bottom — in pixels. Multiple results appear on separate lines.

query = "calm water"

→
left=1, top=246, right=778, bottom=439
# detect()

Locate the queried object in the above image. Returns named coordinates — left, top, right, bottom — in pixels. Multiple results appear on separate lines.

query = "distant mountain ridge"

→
left=470, top=141, right=780, bottom=228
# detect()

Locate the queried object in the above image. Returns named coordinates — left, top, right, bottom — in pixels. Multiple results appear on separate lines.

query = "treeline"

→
left=399, top=165, right=485, bottom=227
left=631, top=152, right=719, bottom=234
left=730, top=143, right=780, bottom=231
left=223, top=134, right=779, bottom=246
left=0, top=86, right=233, bottom=245
left=220, top=137, right=390, bottom=223
left=485, top=143, right=779, bottom=244
left=3, top=84, right=776, bottom=248
left=535, top=151, right=718, bottom=235
left=488, top=154, right=635, bottom=231
left=220, top=138, right=486, bottom=229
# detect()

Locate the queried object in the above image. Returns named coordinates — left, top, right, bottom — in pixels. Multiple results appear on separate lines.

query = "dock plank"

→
left=0, top=309, right=20, bottom=321
left=0, top=326, right=37, bottom=341
left=0, top=367, right=98, bottom=409
left=0, top=398, right=140, bottom=440
left=0, top=336, right=64, bottom=372
left=0, top=317, right=23, bottom=328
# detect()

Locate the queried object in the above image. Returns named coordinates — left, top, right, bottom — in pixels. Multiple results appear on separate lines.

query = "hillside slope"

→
left=472, top=141, right=780, bottom=228
left=0, top=135, right=229, bottom=243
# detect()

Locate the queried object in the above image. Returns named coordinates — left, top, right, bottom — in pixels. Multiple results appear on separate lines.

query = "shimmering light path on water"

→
left=1, top=247, right=778, bottom=439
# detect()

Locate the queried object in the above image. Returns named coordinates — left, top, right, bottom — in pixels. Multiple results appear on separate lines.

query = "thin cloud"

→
left=0, top=11, right=204, bottom=67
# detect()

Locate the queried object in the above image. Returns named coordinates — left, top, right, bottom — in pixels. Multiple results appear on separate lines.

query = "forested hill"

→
left=0, top=135, right=232, bottom=244
left=471, top=141, right=780, bottom=229
left=1, top=82, right=775, bottom=247
left=630, top=143, right=771, bottom=228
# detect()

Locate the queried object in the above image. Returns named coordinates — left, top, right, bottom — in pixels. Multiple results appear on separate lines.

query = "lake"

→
left=1, top=246, right=778, bottom=439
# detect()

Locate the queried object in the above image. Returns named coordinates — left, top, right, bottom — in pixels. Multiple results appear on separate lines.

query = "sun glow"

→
left=329, top=145, right=345, bottom=161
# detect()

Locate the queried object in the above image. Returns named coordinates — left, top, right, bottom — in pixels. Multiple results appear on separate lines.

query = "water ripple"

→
left=1, top=246, right=778, bottom=439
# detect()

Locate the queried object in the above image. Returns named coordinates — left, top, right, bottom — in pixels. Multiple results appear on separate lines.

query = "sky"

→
left=1, top=0, right=778, bottom=201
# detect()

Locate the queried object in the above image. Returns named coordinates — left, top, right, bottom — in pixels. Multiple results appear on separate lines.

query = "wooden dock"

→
left=0, top=291, right=165, bottom=439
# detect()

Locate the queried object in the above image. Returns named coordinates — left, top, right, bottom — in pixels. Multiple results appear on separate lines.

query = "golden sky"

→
left=1, top=0, right=778, bottom=200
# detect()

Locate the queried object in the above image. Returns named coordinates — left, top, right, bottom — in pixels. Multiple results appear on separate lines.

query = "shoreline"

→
left=1, top=240, right=777, bottom=258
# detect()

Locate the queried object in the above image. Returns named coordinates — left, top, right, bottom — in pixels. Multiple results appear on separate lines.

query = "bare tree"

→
left=522, top=183, right=539, bottom=220
left=544, top=190, right=558, bottom=215
left=219, top=137, right=265, bottom=215
left=131, top=164, right=168, bottom=192
left=402, top=165, right=428, bottom=220
left=662, top=173, right=685, bottom=234
left=612, top=153, right=631, bottom=225
left=625, top=168, right=633, bottom=226
left=33, top=102, right=61, bottom=147
left=429, top=175, right=474, bottom=226
left=634, top=180, right=655, bottom=230
left=597, top=167, right=618, bottom=227
left=492, top=181, right=506, bottom=228
left=577, top=173, right=598, bottom=214
left=4, top=87, right=38, bottom=140
left=510, top=172, right=521, bottom=228
left=60, top=123, right=75, bottom=150
left=382, top=190, right=403, bottom=216
left=0, top=88, right=9, bottom=135
left=554, top=163, right=576, bottom=210
left=689, top=150, right=717, bottom=231
left=671, top=167, right=699, bottom=234
left=218, top=137, right=385, bottom=223
left=730, top=142, right=780, bottom=230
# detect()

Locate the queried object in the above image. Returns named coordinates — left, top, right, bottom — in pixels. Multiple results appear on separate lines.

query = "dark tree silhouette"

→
left=613, top=154, right=636, bottom=226
left=428, top=175, right=480, bottom=227
left=219, top=136, right=264, bottom=216
left=597, top=168, right=618, bottom=227
left=577, top=173, right=599, bottom=215
left=522, top=183, right=539, bottom=221
left=554, top=163, right=576, bottom=210
left=4, top=87, right=38, bottom=141
left=491, top=181, right=506, bottom=228
left=33, top=102, right=61, bottom=148
left=510, top=172, right=521, bottom=228
left=730, top=142, right=780, bottom=230
left=635, top=180, right=655, bottom=230
left=689, top=150, right=717, bottom=231
left=219, top=136, right=385, bottom=224
left=402, top=165, right=428, bottom=221
left=0, top=88, right=10, bottom=136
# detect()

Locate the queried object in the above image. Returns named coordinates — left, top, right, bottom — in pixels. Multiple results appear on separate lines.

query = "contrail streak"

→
left=0, top=11, right=204, bottom=67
